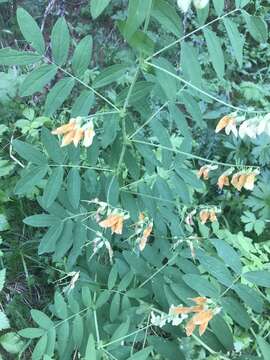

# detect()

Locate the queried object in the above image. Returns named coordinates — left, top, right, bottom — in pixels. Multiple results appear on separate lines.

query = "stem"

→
left=145, top=8, right=240, bottom=61
left=44, top=56, right=121, bottom=113
left=131, top=138, right=258, bottom=169
left=145, top=61, right=267, bottom=114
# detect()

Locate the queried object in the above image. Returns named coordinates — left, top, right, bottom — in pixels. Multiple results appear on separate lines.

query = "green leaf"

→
left=0, top=49, right=41, bottom=65
left=72, top=314, right=84, bottom=348
left=235, top=0, right=250, bottom=7
left=16, top=8, right=45, bottom=54
left=117, top=81, right=154, bottom=105
left=0, top=269, right=6, bottom=292
left=182, top=274, right=219, bottom=298
left=67, top=222, right=86, bottom=267
left=67, top=168, right=81, bottom=208
left=71, top=90, right=95, bottom=117
left=197, top=251, right=234, bottom=287
left=42, top=167, right=64, bottom=208
left=72, top=35, right=93, bottom=76
left=51, top=17, right=70, bottom=66
left=0, top=311, right=10, bottom=330
left=44, top=78, right=75, bottom=116
left=32, top=334, right=47, bottom=360
left=13, top=140, right=47, bottom=165
left=38, top=222, right=63, bottom=255
left=18, top=328, right=45, bottom=339
left=19, top=64, right=57, bottom=96
left=148, top=336, right=185, bottom=360
left=124, top=0, right=148, bottom=39
left=243, top=271, right=270, bottom=287
left=152, top=0, right=182, bottom=37
left=210, top=315, right=234, bottom=351
left=41, top=127, right=65, bottom=164
left=31, top=310, right=54, bottom=330
left=108, top=264, right=118, bottom=290
left=85, top=334, right=96, bottom=360
left=110, top=293, right=120, bottom=322
left=53, top=220, right=74, bottom=260
left=110, top=318, right=130, bottom=347
left=233, top=284, right=263, bottom=313
left=0, top=332, right=24, bottom=354
left=23, top=214, right=60, bottom=227
left=90, top=0, right=111, bottom=19
left=101, top=115, right=119, bottom=148
left=94, top=64, right=128, bottom=89
left=223, top=18, right=244, bottom=68
left=153, top=58, right=177, bottom=102
left=127, top=347, right=153, bottom=360
left=181, top=42, right=203, bottom=88
left=221, top=296, right=251, bottom=329
left=245, top=14, right=268, bottom=43
left=14, top=165, right=48, bottom=195
left=57, top=321, right=69, bottom=356
left=212, top=0, right=224, bottom=15
left=203, top=28, right=224, bottom=79
left=54, top=292, right=68, bottom=320
left=257, top=336, right=270, bottom=360
left=211, top=239, right=242, bottom=275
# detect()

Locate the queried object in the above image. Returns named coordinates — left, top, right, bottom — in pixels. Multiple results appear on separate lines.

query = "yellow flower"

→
left=199, top=210, right=209, bottom=224
left=198, top=165, right=218, bottom=180
left=99, top=214, right=124, bottom=235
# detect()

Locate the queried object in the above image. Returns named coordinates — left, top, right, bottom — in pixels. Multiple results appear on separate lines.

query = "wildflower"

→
left=239, top=119, right=258, bottom=139
left=82, top=120, right=95, bottom=147
left=217, top=168, right=233, bottom=190
left=215, top=113, right=238, bottom=137
left=186, top=309, right=214, bottom=336
left=199, top=210, right=209, bottom=224
left=231, top=170, right=259, bottom=191
left=193, top=0, right=209, bottom=9
left=199, top=209, right=218, bottom=224
left=177, top=0, right=192, bottom=12
left=99, top=213, right=124, bottom=235
left=52, top=117, right=95, bottom=148
left=139, top=222, right=153, bottom=251
left=198, top=164, right=218, bottom=180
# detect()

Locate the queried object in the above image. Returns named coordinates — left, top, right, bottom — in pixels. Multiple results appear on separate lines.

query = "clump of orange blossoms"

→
left=99, top=213, right=125, bottom=235
left=52, top=117, right=95, bottom=147
left=199, top=209, right=218, bottom=224
left=170, top=297, right=220, bottom=336
left=231, top=169, right=260, bottom=191
left=135, top=213, right=153, bottom=251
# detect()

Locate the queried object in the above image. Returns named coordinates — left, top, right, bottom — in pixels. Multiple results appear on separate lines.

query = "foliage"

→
left=0, top=0, right=270, bottom=359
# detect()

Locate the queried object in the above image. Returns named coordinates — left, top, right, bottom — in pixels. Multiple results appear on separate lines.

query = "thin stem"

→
left=145, top=61, right=267, bottom=114
left=128, top=102, right=168, bottom=140
left=145, top=8, right=240, bottom=61
left=49, top=164, right=113, bottom=172
left=131, top=138, right=258, bottom=168
left=44, top=56, right=121, bottom=113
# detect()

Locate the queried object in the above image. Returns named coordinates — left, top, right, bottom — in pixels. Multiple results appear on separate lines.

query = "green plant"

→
left=0, top=0, right=270, bottom=359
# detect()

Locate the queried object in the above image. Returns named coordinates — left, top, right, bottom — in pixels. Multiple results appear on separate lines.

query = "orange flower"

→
left=199, top=210, right=209, bottom=224
left=215, top=114, right=237, bottom=136
left=209, top=209, right=217, bottom=223
left=171, top=305, right=203, bottom=315
left=231, top=172, right=247, bottom=191
left=191, top=297, right=207, bottom=306
left=243, top=172, right=259, bottom=190
left=217, top=174, right=230, bottom=190
left=186, top=309, right=214, bottom=336
left=52, top=118, right=95, bottom=148
left=198, top=165, right=210, bottom=180
left=139, top=223, right=153, bottom=251
left=99, top=214, right=124, bottom=235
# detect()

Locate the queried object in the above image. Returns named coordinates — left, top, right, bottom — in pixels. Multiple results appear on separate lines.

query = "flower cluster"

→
left=151, top=297, right=220, bottom=337
left=215, top=112, right=270, bottom=139
left=185, top=207, right=219, bottom=226
left=198, top=165, right=260, bottom=192
left=177, top=0, right=209, bottom=13
left=52, top=117, right=95, bottom=147
left=218, top=169, right=260, bottom=191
